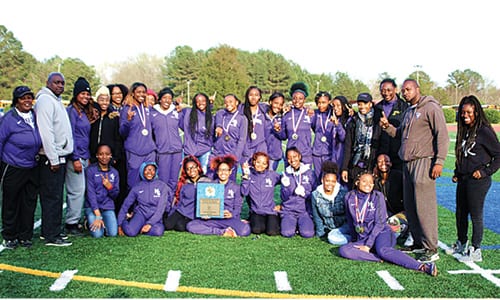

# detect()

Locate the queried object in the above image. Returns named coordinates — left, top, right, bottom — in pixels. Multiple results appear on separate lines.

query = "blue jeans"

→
left=85, top=208, right=118, bottom=238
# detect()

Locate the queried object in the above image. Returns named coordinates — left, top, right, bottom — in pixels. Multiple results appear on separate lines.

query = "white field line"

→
left=49, top=269, right=78, bottom=291
left=163, top=270, right=181, bottom=292
left=274, top=271, right=292, bottom=291
left=376, top=270, right=404, bottom=290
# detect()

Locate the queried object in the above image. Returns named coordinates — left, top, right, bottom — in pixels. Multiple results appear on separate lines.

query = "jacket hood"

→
left=139, top=161, right=158, bottom=181
left=416, top=95, right=441, bottom=109
left=36, top=87, right=60, bottom=101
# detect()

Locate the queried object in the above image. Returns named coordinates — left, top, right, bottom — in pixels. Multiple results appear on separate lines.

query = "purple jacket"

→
left=151, top=106, right=183, bottom=154
left=344, top=189, right=388, bottom=248
left=311, top=109, right=334, bottom=156
left=280, top=163, right=316, bottom=215
left=0, top=109, right=42, bottom=168
left=119, top=104, right=156, bottom=155
left=85, top=163, right=119, bottom=211
left=67, top=104, right=91, bottom=161
left=264, top=111, right=283, bottom=160
left=180, top=108, right=214, bottom=156
left=220, top=180, right=244, bottom=219
left=276, top=107, right=313, bottom=157
left=331, top=120, right=349, bottom=168
left=241, top=169, right=280, bottom=215
left=118, top=170, right=172, bottom=226
left=238, top=103, right=268, bottom=154
left=173, top=176, right=212, bottom=219
left=213, top=109, right=248, bottom=162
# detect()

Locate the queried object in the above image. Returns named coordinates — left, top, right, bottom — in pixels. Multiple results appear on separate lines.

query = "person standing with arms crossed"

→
left=35, top=72, right=74, bottom=246
left=379, top=79, right=449, bottom=263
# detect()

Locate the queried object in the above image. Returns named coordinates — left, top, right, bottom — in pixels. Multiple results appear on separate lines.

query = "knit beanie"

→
left=158, top=87, right=174, bottom=100
left=290, top=82, right=309, bottom=98
left=95, top=86, right=110, bottom=99
left=73, top=77, right=91, bottom=98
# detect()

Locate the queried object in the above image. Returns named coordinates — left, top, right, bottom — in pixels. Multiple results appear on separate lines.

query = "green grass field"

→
left=0, top=128, right=499, bottom=298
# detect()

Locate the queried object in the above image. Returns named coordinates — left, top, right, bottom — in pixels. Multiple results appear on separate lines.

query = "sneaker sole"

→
left=45, top=241, right=72, bottom=247
left=418, top=254, right=440, bottom=263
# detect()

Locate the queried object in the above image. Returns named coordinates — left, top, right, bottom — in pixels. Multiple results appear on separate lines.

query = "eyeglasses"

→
left=186, top=166, right=198, bottom=171
left=218, top=168, right=231, bottom=173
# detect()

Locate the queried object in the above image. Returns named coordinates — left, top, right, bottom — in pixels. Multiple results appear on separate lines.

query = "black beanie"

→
left=73, top=77, right=91, bottom=98
left=158, top=87, right=174, bottom=100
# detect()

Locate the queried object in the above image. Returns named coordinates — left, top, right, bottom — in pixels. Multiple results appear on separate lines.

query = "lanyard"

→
left=318, top=110, right=331, bottom=134
left=136, top=103, right=147, bottom=128
left=291, top=107, right=305, bottom=135
left=354, top=194, right=371, bottom=225
left=223, top=111, right=239, bottom=134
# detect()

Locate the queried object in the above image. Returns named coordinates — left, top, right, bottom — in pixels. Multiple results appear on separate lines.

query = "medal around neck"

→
left=250, top=132, right=257, bottom=140
left=141, top=129, right=149, bottom=136
left=292, top=133, right=299, bottom=140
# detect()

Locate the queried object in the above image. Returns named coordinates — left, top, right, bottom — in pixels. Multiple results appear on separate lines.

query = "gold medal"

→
left=224, top=135, right=230, bottom=141
left=355, top=225, right=365, bottom=234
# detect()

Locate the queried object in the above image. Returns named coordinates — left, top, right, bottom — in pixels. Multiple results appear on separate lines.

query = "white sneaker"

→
left=458, top=246, right=482, bottom=262
left=404, top=233, right=414, bottom=247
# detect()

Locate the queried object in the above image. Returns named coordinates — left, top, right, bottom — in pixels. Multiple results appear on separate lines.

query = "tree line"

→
left=1, top=25, right=499, bottom=109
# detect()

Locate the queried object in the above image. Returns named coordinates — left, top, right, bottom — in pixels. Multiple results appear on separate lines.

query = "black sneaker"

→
left=400, top=245, right=425, bottom=254
left=19, top=240, right=33, bottom=248
left=40, top=232, right=69, bottom=240
left=417, top=249, right=440, bottom=263
left=45, top=238, right=72, bottom=247
left=2, top=239, right=19, bottom=249
left=65, top=224, right=84, bottom=236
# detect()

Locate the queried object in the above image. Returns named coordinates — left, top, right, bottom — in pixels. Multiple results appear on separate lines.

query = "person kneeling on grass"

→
left=338, top=172, right=437, bottom=276
left=84, top=144, right=119, bottom=238
left=186, top=154, right=251, bottom=237
left=118, top=162, right=172, bottom=237
left=311, top=161, right=351, bottom=244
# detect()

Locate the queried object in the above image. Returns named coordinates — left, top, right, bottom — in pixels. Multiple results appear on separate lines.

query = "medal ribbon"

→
left=252, top=107, right=261, bottom=133
left=136, top=103, right=147, bottom=129
left=318, top=110, right=331, bottom=135
left=354, top=194, right=371, bottom=225
left=291, top=107, right=305, bottom=136
left=223, top=111, right=239, bottom=135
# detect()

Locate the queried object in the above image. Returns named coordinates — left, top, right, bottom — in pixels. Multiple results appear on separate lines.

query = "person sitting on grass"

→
left=84, top=144, right=119, bottom=238
left=311, top=161, right=350, bottom=245
left=164, top=155, right=212, bottom=232
left=278, top=147, right=316, bottom=238
left=118, top=162, right=171, bottom=237
left=241, top=151, right=281, bottom=236
left=186, top=154, right=251, bottom=237
left=338, top=172, right=437, bottom=277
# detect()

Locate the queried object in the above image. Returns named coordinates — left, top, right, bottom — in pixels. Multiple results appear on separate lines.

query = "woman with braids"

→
left=180, top=93, right=214, bottom=174
left=330, top=95, right=353, bottom=179
left=239, top=86, right=269, bottom=165
left=447, top=95, right=500, bottom=262
left=163, top=156, right=211, bottom=232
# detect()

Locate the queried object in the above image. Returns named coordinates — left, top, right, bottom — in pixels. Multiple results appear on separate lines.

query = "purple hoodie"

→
left=311, top=108, right=334, bottom=156
left=151, top=105, right=183, bottom=154
left=85, top=163, right=119, bottom=211
left=280, top=163, right=316, bottom=215
left=213, top=109, right=248, bottom=162
left=275, top=107, right=313, bottom=157
left=67, top=104, right=91, bottom=160
left=241, top=168, right=280, bottom=215
left=180, top=108, right=214, bottom=156
left=119, top=104, right=156, bottom=155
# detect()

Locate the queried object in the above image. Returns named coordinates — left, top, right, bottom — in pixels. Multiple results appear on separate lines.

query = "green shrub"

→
left=443, top=108, right=457, bottom=123
left=484, top=108, right=500, bottom=124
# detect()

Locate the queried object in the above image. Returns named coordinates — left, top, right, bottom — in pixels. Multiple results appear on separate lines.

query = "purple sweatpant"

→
left=121, top=211, right=165, bottom=237
left=187, top=218, right=251, bottom=236
left=126, top=151, right=157, bottom=190
left=338, top=227, right=421, bottom=270
left=157, top=152, right=182, bottom=191
left=280, top=212, right=314, bottom=238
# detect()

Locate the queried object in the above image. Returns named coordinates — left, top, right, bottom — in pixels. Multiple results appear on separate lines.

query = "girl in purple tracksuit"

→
left=279, top=147, right=316, bottom=238
left=264, top=92, right=285, bottom=171
left=180, top=93, right=214, bottom=174
left=118, top=162, right=172, bottom=237
left=311, top=91, right=334, bottom=179
left=241, top=152, right=281, bottom=236
left=187, top=155, right=251, bottom=237
left=330, top=96, right=352, bottom=180
left=338, top=172, right=437, bottom=276
left=84, top=144, right=119, bottom=238
left=164, top=155, right=212, bottom=232
left=119, top=82, right=157, bottom=190
left=0, top=86, right=41, bottom=248
left=274, top=82, right=313, bottom=165
left=239, top=86, right=269, bottom=164
left=151, top=87, right=183, bottom=191
left=211, top=94, right=248, bottom=180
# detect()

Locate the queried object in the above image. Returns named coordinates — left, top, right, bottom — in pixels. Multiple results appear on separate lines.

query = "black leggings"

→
left=164, top=210, right=192, bottom=232
left=249, top=213, right=280, bottom=236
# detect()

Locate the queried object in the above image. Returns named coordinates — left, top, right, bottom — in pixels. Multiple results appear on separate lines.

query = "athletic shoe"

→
left=400, top=244, right=425, bottom=254
left=222, top=227, right=238, bottom=237
left=1, top=239, right=18, bottom=249
left=421, top=262, right=438, bottom=277
left=458, top=246, right=482, bottom=262
left=417, top=250, right=440, bottom=263
left=40, top=233, right=68, bottom=240
left=65, top=223, right=84, bottom=236
left=45, top=238, right=72, bottom=247
left=445, top=240, right=468, bottom=255
left=19, top=240, right=33, bottom=248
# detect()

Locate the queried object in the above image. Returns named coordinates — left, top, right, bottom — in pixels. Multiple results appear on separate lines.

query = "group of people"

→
left=1, top=72, right=499, bottom=278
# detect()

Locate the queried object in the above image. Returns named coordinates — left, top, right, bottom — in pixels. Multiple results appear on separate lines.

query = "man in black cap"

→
left=34, top=72, right=73, bottom=246
left=341, top=93, right=381, bottom=189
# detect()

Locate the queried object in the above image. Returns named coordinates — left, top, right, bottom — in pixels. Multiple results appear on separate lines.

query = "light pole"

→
left=316, top=80, right=321, bottom=94
left=413, top=65, right=422, bottom=85
left=187, top=80, right=191, bottom=104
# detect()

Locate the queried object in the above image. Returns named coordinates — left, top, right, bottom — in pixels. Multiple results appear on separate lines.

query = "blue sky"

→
left=2, top=0, right=499, bottom=87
